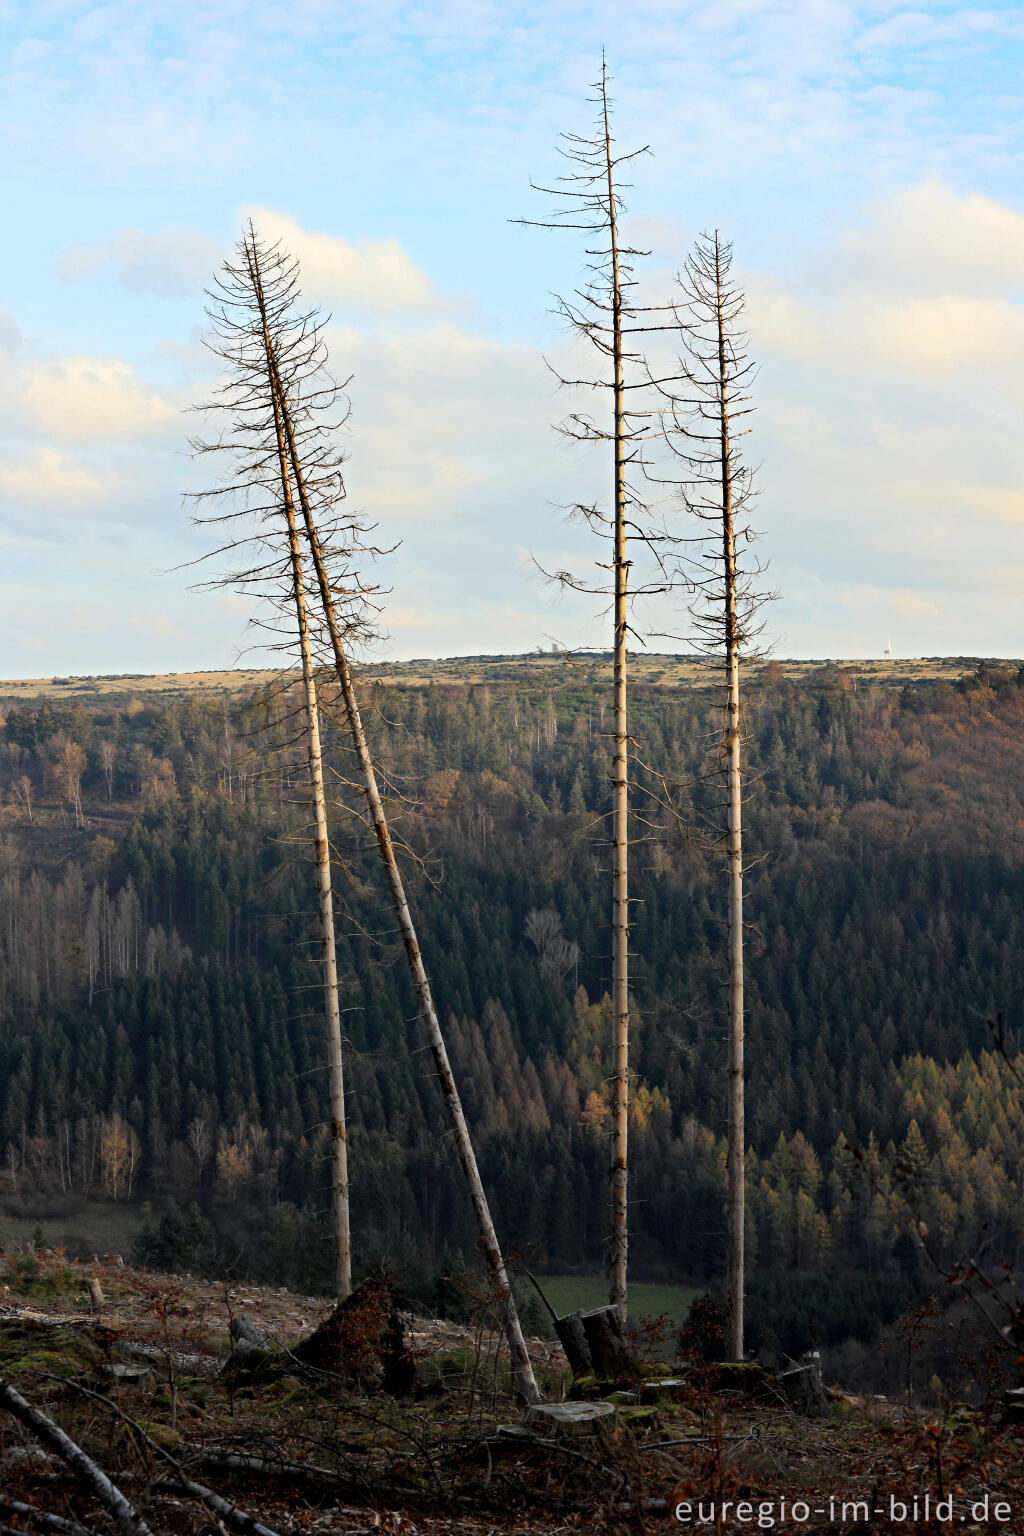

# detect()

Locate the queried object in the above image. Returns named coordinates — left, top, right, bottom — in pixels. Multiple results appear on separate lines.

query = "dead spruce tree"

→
left=518, top=59, right=674, bottom=1321
left=654, top=231, right=771, bottom=1358
left=189, top=229, right=355, bottom=1299
left=213, top=227, right=540, bottom=1403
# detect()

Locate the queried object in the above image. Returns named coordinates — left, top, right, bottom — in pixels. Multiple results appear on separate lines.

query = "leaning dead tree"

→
left=189, top=229, right=352, bottom=1299
left=208, top=227, right=540, bottom=1403
left=518, top=58, right=673, bottom=1322
left=653, top=231, right=771, bottom=1358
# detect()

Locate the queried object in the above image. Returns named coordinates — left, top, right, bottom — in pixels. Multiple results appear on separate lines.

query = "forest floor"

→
left=1, top=1251, right=1021, bottom=1534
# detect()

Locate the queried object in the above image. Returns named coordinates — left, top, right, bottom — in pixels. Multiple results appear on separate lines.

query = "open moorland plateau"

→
left=0, top=653, right=993, bottom=700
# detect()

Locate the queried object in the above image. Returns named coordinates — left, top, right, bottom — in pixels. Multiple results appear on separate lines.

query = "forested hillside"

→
left=1, top=658, right=1023, bottom=1318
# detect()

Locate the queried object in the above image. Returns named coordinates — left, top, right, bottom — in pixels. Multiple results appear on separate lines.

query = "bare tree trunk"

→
left=716, top=244, right=745, bottom=1361
left=250, top=252, right=351, bottom=1302
left=287, top=525, right=351, bottom=1303
left=265, top=351, right=539, bottom=1403
left=601, top=66, right=630, bottom=1326
left=0, top=1380, right=154, bottom=1536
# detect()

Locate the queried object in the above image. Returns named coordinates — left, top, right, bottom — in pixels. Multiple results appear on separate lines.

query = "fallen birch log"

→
left=155, top=1476, right=282, bottom=1536
left=0, top=1380, right=153, bottom=1536
left=0, top=1500, right=96, bottom=1536
left=42, top=1373, right=285, bottom=1536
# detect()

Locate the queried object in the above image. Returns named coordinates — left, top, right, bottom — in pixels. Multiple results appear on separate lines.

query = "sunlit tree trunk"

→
left=249, top=249, right=351, bottom=1302
left=262, top=339, right=539, bottom=1402
left=712, top=240, right=746, bottom=1361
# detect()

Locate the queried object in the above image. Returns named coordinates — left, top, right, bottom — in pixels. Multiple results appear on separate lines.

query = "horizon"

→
left=2, top=649, right=1023, bottom=693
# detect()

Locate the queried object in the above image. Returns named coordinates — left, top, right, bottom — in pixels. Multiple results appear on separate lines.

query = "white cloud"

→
left=855, top=9, right=1024, bottom=55
left=737, top=178, right=1024, bottom=656
left=0, top=448, right=103, bottom=509
left=749, top=180, right=1024, bottom=380
left=18, top=356, right=179, bottom=444
left=836, top=180, right=1024, bottom=296
left=60, top=226, right=225, bottom=297
left=240, top=206, right=462, bottom=315
left=834, top=583, right=940, bottom=619
left=752, top=285, right=1024, bottom=377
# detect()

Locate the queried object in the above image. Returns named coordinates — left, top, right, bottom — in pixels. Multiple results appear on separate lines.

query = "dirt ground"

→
left=0, top=1252, right=1021, bottom=1535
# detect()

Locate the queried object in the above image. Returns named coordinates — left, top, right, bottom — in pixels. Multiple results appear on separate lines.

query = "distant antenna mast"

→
left=884, top=634, right=893, bottom=658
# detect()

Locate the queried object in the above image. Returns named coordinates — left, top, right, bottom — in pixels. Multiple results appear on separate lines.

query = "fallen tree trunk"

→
left=0, top=1380, right=153, bottom=1536
left=0, top=1500, right=96, bottom=1536
left=155, top=1476, right=282, bottom=1536
left=187, top=1449, right=341, bottom=1487
left=29, top=1369, right=286, bottom=1536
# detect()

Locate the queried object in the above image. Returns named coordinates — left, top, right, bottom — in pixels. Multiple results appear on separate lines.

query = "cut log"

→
left=580, top=1305, right=634, bottom=1381
left=638, top=1375, right=689, bottom=1403
left=1001, top=1386, right=1024, bottom=1426
left=109, top=1364, right=153, bottom=1386
left=553, top=1310, right=592, bottom=1379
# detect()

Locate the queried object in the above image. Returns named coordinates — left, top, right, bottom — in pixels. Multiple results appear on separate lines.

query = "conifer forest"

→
left=3, top=659, right=1024, bottom=1366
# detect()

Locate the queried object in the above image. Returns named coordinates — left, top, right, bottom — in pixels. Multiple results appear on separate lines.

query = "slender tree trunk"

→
left=0, top=1380, right=154, bottom=1536
left=601, top=65, right=631, bottom=1325
left=289, top=543, right=351, bottom=1302
left=250, top=252, right=351, bottom=1301
left=259, top=316, right=540, bottom=1403
left=716, top=241, right=745, bottom=1360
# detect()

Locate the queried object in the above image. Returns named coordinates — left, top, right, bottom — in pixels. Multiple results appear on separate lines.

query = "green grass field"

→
left=535, top=1275, right=698, bottom=1329
left=0, top=1203, right=145, bottom=1260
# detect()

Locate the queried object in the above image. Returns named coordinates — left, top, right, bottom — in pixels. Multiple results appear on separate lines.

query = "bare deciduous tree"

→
left=98, top=740, right=117, bottom=800
left=12, top=775, right=32, bottom=823
left=524, top=907, right=580, bottom=988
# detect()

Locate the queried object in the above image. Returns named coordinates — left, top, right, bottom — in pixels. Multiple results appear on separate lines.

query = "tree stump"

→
left=580, top=1305, right=634, bottom=1381
left=778, top=1363, right=829, bottom=1418
left=526, top=1401, right=616, bottom=1435
left=230, top=1314, right=266, bottom=1348
left=553, top=1310, right=592, bottom=1379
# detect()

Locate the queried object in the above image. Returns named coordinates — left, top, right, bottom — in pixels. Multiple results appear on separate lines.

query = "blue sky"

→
left=2, top=1, right=1024, bottom=674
